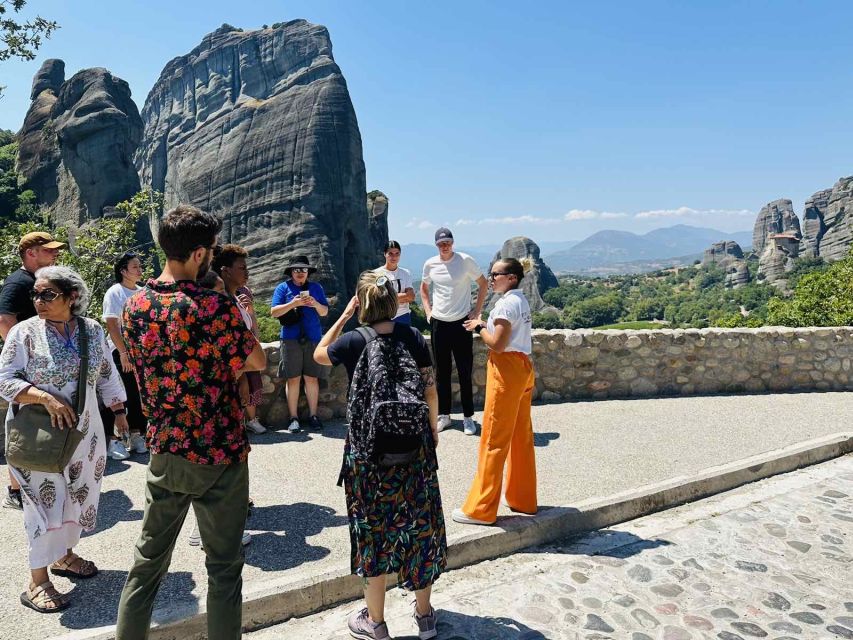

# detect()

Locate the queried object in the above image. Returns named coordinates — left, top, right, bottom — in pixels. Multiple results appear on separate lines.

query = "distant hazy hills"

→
left=400, top=225, right=751, bottom=277
left=543, top=225, right=752, bottom=274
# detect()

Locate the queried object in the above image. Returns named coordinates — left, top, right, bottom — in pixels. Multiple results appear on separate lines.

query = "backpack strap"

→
left=355, top=326, right=378, bottom=344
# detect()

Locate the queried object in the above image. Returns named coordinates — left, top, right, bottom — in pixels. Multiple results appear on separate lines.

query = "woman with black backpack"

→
left=314, top=271, right=446, bottom=640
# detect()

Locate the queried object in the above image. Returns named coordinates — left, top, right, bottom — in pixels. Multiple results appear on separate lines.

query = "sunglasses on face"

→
left=488, top=272, right=511, bottom=280
left=291, top=268, right=309, bottom=274
left=31, top=289, right=62, bottom=302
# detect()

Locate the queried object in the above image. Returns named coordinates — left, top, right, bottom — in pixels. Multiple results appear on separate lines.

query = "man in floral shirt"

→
left=116, top=205, right=266, bottom=640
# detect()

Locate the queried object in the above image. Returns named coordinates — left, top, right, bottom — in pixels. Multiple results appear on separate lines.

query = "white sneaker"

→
left=129, top=433, right=147, bottom=454
left=287, top=417, right=301, bottom=433
left=436, top=415, right=451, bottom=432
left=462, top=417, right=478, bottom=436
left=245, top=418, right=267, bottom=434
left=108, top=439, right=130, bottom=460
left=451, top=508, right=495, bottom=526
left=241, top=531, right=252, bottom=546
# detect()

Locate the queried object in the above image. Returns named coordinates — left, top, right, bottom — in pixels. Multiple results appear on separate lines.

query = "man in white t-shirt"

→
left=420, top=227, right=488, bottom=435
left=374, top=240, right=415, bottom=324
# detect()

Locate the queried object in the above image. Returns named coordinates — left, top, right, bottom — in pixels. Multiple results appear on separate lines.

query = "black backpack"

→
left=345, top=327, right=431, bottom=463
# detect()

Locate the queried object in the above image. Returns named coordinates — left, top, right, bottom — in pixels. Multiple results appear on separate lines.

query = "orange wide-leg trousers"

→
left=461, top=350, right=537, bottom=522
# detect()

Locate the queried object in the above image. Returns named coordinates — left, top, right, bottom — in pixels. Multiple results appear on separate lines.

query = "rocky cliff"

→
left=136, top=21, right=381, bottom=304
left=814, top=176, right=853, bottom=262
left=799, top=188, right=831, bottom=258
left=752, top=199, right=801, bottom=256
left=701, top=240, right=749, bottom=287
left=485, top=237, right=559, bottom=313
left=17, top=60, right=143, bottom=228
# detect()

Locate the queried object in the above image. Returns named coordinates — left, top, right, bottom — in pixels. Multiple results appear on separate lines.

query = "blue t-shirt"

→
left=271, top=280, right=329, bottom=342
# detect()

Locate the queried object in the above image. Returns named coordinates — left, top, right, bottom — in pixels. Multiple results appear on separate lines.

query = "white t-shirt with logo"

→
left=373, top=266, right=413, bottom=318
left=422, top=252, right=483, bottom=322
left=487, top=289, right=532, bottom=355
left=101, top=282, right=141, bottom=351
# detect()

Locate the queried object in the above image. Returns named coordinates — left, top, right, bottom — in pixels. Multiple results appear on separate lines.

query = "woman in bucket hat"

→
left=270, top=256, right=331, bottom=433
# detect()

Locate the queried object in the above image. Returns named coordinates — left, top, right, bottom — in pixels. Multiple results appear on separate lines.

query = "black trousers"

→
left=431, top=317, right=474, bottom=417
left=101, top=348, right=147, bottom=438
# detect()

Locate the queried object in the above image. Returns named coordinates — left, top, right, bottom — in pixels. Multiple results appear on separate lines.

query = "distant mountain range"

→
left=400, top=225, right=751, bottom=277
left=543, top=225, right=753, bottom=274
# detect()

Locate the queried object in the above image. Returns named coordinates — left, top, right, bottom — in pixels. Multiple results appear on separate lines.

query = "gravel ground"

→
left=0, top=391, right=850, bottom=639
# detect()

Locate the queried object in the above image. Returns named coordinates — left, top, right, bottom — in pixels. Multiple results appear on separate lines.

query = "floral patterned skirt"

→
left=343, top=445, right=447, bottom=591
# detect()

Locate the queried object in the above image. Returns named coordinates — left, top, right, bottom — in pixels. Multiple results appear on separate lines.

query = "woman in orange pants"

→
left=454, top=257, right=536, bottom=525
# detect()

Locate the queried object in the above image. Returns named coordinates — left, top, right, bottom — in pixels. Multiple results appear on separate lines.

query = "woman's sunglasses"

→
left=488, top=272, right=510, bottom=280
left=291, top=268, right=309, bottom=274
left=31, top=289, right=62, bottom=302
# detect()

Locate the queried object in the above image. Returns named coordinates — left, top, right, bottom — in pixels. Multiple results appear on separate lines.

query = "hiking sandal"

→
left=20, top=581, right=69, bottom=613
left=50, top=553, right=98, bottom=579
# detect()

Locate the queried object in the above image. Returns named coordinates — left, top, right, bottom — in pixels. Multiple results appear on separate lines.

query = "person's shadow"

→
left=57, top=569, right=197, bottom=629
left=84, top=488, right=144, bottom=535
left=391, top=610, right=549, bottom=639
left=244, top=502, right=349, bottom=572
left=533, top=432, right=559, bottom=447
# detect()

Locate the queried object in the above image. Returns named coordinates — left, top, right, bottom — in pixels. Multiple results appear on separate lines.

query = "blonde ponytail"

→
left=356, top=270, right=398, bottom=324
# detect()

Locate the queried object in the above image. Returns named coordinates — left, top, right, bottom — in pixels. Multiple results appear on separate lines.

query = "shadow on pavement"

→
left=539, top=528, right=671, bottom=558
left=105, top=453, right=150, bottom=477
left=533, top=431, right=559, bottom=447
left=56, top=569, right=197, bottom=629
left=428, top=611, right=549, bottom=639
left=247, top=421, right=347, bottom=445
left=85, top=488, right=143, bottom=536
left=245, top=502, right=348, bottom=572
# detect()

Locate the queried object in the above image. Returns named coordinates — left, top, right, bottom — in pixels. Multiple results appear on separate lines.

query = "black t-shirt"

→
left=327, top=323, right=433, bottom=382
left=328, top=323, right=434, bottom=453
left=0, top=268, right=36, bottom=322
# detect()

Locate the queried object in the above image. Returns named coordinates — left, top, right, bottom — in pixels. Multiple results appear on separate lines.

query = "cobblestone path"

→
left=249, top=455, right=853, bottom=639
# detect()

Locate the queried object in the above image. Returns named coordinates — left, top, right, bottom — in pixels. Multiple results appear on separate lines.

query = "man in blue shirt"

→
left=270, top=256, right=330, bottom=433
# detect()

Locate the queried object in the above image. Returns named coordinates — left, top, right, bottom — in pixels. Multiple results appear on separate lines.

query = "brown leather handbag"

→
left=6, top=321, right=89, bottom=473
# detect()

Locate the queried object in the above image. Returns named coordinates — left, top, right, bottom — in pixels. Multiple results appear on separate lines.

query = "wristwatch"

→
left=113, top=408, right=127, bottom=416
left=476, top=323, right=486, bottom=334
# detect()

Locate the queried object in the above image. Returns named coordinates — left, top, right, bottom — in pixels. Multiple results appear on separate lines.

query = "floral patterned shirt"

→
left=122, top=279, right=256, bottom=465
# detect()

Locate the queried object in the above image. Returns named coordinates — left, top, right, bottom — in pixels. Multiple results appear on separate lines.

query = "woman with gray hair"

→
left=0, top=265, right=127, bottom=612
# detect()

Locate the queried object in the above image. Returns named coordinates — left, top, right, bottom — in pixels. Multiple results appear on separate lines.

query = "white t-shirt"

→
left=487, top=289, right=532, bottom=355
left=422, top=252, right=483, bottom=322
left=102, top=282, right=141, bottom=351
left=374, top=265, right=413, bottom=318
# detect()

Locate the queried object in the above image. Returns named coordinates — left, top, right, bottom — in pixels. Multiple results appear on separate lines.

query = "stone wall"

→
left=256, top=327, right=853, bottom=424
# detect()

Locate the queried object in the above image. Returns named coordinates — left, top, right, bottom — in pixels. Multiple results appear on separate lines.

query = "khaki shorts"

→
left=279, top=339, right=330, bottom=379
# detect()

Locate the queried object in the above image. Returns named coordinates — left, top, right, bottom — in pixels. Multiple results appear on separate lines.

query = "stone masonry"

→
left=256, top=326, right=853, bottom=423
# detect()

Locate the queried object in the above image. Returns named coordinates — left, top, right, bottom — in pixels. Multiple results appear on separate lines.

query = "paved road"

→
left=252, top=455, right=853, bottom=639
left=0, top=392, right=851, bottom=639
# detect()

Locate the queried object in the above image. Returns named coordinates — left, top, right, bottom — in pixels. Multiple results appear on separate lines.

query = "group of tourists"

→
left=0, top=210, right=538, bottom=640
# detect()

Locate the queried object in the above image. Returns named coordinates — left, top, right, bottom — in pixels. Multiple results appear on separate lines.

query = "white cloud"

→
left=405, top=218, right=436, bottom=229
left=455, top=215, right=561, bottom=226
left=564, top=209, right=628, bottom=221
left=635, top=207, right=755, bottom=220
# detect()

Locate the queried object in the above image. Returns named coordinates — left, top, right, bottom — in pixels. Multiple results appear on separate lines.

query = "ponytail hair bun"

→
left=519, top=257, right=534, bottom=274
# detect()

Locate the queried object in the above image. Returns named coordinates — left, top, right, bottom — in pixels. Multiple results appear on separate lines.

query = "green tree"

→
left=766, top=250, right=853, bottom=326
left=532, top=311, right=564, bottom=329
left=563, top=293, right=623, bottom=329
left=1, top=1, right=59, bottom=97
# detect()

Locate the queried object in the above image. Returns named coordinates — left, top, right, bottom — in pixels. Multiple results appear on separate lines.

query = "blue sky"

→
left=1, top=1, right=851, bottom=246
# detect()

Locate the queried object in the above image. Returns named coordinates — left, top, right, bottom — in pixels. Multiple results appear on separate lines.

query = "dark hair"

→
left=494, top=257, right=532, bottom=289
left=383, top=240, right=402, bottom=253
left=211, top=243, right=248, bottom=275
left=157, top=205, right=222, bottom=262
left=114, top=251, right=138, bottom=283
left=197, top=269, right=224, bottom=290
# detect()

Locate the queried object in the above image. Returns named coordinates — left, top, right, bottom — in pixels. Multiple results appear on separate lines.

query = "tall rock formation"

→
left=485, top=237, right=559, bottom=313
left=17, top=60, right=143, bottom=228
left=752, top=199, right=801, bottom=256
left=367, top=190, right=389, bottom=264
left=136, top=21, right=381, bottom=304
left=813, top=176, right=853, bottom=261
left=799, top=188, right=831, bottom=258
left=701, top=240, right=749, bottom=287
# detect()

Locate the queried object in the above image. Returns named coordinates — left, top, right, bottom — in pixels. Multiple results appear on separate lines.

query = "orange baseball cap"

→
left=18, top=231, right=66, bottom=251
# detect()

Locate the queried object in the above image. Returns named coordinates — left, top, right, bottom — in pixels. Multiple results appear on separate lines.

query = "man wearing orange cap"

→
left=0, top=231, right=64, bottom=509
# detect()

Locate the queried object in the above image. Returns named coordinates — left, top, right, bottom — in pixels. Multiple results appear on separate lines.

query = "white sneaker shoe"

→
left=451, top=508, right=495, bottom=526
left=108, top=439, right=131, bottom=460
left=129, top=433, right=148, bottom=454
left=190, top=525, right=251, bottom=547
left=462, top=416, right=478, bottom=436
left=245, top=418, right=267, bottom=434
left=436, top=415, right=451, bottom=432
left=241, top=531, right=252, bottom=546
left=287, top=417, right=301, bottom=433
